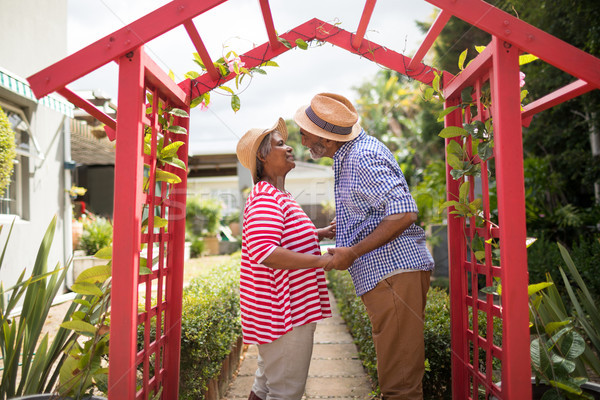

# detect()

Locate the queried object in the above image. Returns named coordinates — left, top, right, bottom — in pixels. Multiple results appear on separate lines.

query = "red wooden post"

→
left=490, top=36, right=531, bottom=399
left=444, top=97, right=469, bottom=400
left=162, top=110, right=190, bottom=399
left=109, top=47, right=146, bottom=399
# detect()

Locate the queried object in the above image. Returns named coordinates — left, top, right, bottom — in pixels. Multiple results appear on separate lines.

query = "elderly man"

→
left=294, top=93, right=435, bottom=400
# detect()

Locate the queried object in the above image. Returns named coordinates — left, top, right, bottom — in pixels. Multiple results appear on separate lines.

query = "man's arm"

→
left=325, top=212, right=417, bottom=271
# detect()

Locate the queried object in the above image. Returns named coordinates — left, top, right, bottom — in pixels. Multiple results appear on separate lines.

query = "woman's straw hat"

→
left=236, top=117, right=288, bottom=183
left=294, top=93, right=361, bottom=142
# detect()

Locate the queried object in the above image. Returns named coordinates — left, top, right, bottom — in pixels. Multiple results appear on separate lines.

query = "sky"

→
left=67, top=0, right=438, bottom=154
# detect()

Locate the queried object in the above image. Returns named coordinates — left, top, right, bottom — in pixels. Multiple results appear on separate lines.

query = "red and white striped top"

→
left=240, top=181, right=331, bottom=345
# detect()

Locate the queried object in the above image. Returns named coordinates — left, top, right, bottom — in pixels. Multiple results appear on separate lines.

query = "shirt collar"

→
left=333, top=129, right=366, bottom=163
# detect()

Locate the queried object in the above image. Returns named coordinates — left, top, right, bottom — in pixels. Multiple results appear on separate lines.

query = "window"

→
left=0, top=102, right=30, bottom=219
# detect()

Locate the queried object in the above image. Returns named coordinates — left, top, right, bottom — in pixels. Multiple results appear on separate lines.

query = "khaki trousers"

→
left=361, top=270, right=431, bottom=400
left=252, top=322, right=317, bottom=400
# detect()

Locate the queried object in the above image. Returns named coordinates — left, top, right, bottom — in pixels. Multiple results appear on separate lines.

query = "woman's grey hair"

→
left=255, top=130, right=280, bottom=180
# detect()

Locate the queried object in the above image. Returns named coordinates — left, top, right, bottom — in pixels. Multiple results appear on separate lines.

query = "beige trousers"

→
left=252, top=322, right=317, bottom=400
left=361, top=270, right=431, bottom=400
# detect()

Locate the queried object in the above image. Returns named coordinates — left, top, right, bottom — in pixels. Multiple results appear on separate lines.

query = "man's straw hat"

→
left=294, top=93, right=361, bottom=142
left=236, top=117, right=288, bottom=184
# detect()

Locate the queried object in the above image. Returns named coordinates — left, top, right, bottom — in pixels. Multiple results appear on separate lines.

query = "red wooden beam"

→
left=179, top=18, right=449, bottom=101
left=143, top=50, right=189, bottom=107
left=521, top=79, right=594, bottom=123
left=352, top=0, right=378, bottom=50
left=57, top=87, right=117, bottom=131
left=27, top=0, right=228, bottom=98
left=408, top=9, right=451, bottom=71
left=424, top=0, right=600, bottom=88
left=183, top=20, right=221, bottom=82
left=258, top=0, right=281, bottom=49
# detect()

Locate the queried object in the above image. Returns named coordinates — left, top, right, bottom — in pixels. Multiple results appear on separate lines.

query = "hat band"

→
left=305, top=106, right=353, bottom=135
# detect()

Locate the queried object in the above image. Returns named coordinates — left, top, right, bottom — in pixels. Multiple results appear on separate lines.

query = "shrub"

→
left=178, top=256, right=241, bottom=399
left=0, top=106, right=17, bottom=198
left=327, top=270, right=453, bottom=399
left=186, top=197, right=222, bottom=237
left=79, top=216, right=113, bottom=255
left=190, top=237, right=205, bottom=258
left=528, top=235, right=600, bottom=305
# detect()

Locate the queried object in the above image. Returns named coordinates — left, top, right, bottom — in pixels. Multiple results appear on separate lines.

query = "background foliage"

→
left=0, top=105, right=16, bottom=198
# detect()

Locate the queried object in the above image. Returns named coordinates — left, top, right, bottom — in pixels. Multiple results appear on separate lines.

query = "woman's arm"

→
left=262, top=247, right=332, bottom=270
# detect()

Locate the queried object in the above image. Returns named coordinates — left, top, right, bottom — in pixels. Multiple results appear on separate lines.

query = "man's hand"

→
left=317, top=219, right=336, bottom=241
left=324, top=246, right=358, bottom=271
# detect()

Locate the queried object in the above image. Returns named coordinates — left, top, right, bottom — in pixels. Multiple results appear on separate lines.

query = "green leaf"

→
left=528, top=282, right=554, bottom=296
left=140, top=266, right=152, bottom=275
left=94, top=246, right=113, bottom=259
left=252, top=67, right=267, bottom=75
left=155, top=169, right=182, bottom=184
left=432, top=73, right=441, bottom=93
left=459, top=181, right=470, bottom=202
left=478, top=141, right=494, bottom=161
left=439, top=200, right=460, bottom=209
left=161, top=157, right=186, bottom=170
left=71, top=282, right=104, bottom=296
left=458, top=49, right=468, bottom=70
left=278, top=36, right=292, bottom=48
left=474, top=251, right=486, bottom=262
left=475, top=45, right=486, bottom=53
left=184, top=71, right=200, bottom=80
left=160, top=141, right=185, bottom=159
left=166, top=125, right=187, bottom=135
left=167, top=108, right=189, bottom=118
left=60, top=320, right=97, bottom=334
left=521, top=89, right=529, bottom=102
left=261, top=60, right=279, bottom=68
left=423, top=87, right=434, bottom=101
left=142, top=216, right=169, bottom=230
left=439, top=126, right=467, bottom=138
left=295, top=38, right=308, bottom=50
left=447, top=153, right=462, bottom=170
left=219, top=85, right=235, bottom=95
left=437, top=106, right=460, bottom=122
left=190, top=96, right=204, bottom=108
left=231, top=94, right=241, bottom=112
left=519, top=53, right=539, bottom=65
left=75, top=264, right=111, bottom=284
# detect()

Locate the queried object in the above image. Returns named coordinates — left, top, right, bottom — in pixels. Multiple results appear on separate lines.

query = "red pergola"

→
left=27, top=1, right=600, bottom=399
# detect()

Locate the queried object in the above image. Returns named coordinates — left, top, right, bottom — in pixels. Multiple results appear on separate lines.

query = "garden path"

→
left=223, top=294, right=375, bottom=400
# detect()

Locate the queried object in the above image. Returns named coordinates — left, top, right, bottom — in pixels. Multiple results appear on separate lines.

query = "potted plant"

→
left=72, top=215, right=112, bottom=282
left=186, top=197, right=222, bottom=256
left=0, top=216, right=107, bottom=400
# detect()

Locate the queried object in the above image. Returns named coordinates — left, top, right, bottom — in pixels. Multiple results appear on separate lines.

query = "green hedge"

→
left=327, top=270, right=452, bottom=400
left=138, top=256, right=241, bottom=398
left=178, top=256, right=242, bottom=399
left=528, top=235, right=600, bottom=304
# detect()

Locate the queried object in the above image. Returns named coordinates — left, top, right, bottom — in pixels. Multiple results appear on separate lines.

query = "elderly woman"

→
left=236, top=117, right=334, bottom=400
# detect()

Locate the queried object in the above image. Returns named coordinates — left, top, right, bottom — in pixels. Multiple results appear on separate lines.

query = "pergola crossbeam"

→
left=408, top=9, right=451, bottom=71
left=352, top=0, right=378, bottom=50
left=522, top=79, right=594, bottom=122
left=183, top=20, right=221, bottom=82
left=258, top=0, right=281, bottom=50
left=57, top=87, right=117, bottom=131
left=424, top=0, right=600, bottom=88
left=28, top=0, right=229, bottom=98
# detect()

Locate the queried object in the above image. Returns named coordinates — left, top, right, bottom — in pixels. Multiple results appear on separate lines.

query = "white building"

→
left=0, top=0, right=75, bottom=289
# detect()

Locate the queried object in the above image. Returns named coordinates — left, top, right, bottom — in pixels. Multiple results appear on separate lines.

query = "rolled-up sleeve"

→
left=244, top=194, right=284, bottom=263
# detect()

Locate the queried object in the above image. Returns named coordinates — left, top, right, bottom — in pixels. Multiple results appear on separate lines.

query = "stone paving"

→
left=223, top=295, right=375, bottom=400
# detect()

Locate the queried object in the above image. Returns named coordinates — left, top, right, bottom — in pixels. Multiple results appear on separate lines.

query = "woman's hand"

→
left=317, top=252, right=334, bottom=269
left=317, top=219, right=336, bottom=241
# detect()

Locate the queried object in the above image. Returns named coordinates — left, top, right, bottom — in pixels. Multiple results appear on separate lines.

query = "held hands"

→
left=323, top=246, right=358, bottom=271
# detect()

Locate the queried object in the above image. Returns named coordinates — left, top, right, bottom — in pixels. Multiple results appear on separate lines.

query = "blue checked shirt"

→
left=334, top=130, right=434, bottom=296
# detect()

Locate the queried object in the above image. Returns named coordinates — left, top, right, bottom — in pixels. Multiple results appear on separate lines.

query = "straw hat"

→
left=236, top=117, right=288, bottom=183
left=294, top=93, right=361, bottom=142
